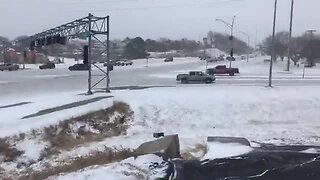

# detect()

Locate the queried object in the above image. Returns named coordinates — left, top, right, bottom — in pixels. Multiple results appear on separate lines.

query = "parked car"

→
left=199, top=56, right=211, bottom=61
left=39, top=62, right=55, bottom=69
left=112, top=60, right=133, bottom=66
left=241, top=55, right=247, bottom=60
left=122, top=60, right=133, bottom=66
left=217, top=56, right=225, bottom=61
left=68, top=64, right=89, bottom=71
left=226, top=56, right=236, bottom=61
left=0, top=63, right=19, bottom=71
left=164, top=57, right=174, bottom=62
left=207, top=57, right=218, bottom=63
left=206, top=65, right=240, bottom=76
left=176, top=71, right=216, bottom=84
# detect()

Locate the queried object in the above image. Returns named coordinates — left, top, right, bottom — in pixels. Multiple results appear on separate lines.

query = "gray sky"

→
left=1, top=0, right=319, bottom=45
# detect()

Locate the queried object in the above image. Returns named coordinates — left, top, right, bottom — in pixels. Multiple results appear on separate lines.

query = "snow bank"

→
left=202, top=142, right=252, bottom=160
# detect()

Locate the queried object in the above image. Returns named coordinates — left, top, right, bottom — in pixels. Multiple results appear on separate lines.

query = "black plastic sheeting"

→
left=169, top=145, right=320, bottom=180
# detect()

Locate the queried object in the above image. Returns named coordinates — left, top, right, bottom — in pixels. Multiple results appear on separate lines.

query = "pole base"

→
left=87, top=90, right=93, bottom=95
left=106, top=89, right=111, bottom=93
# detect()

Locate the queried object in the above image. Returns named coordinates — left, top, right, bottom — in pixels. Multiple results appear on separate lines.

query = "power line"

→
left=70, top=0, right=245, bottom=13
left=65, top=0, right=138, bottom=5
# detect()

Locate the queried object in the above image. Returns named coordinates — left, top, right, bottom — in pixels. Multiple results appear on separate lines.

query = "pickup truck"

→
left=206, top=65, right=239, bottom=76
left=176, top=71, right=216, bottom=84
left=0, top=63, right=19, bottom=71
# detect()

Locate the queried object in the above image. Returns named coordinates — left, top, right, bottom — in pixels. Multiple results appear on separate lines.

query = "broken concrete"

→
left=207, top=136, right=251, bottom=146
left=134, top=134, right=180, bottom=160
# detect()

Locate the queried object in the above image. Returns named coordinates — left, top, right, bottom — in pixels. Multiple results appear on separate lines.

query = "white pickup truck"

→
left=176, top=71, right=216, bottom=84
left=0, top=63, right=19, bottom=71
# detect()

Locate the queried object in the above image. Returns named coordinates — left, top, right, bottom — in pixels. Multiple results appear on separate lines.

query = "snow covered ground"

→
left=113, top=85, right=320, bottom=146
left=49, top=85, right=320, bottom=179
left=0, top=91, right=113, bottom=137
left=2, top=55, right=320, bottom=179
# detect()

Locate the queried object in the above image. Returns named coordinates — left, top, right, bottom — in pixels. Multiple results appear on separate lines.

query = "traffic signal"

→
left=36, top=39, right=42, bottom=47
left=41, top=38, right=46, bottom=46
left=83, top=45, right=89, bottom=64
left=58, top=36, right=67, bottom=45
left=46, top=36, right=53, bottom=45
left=108, top=65, right=113, bottom=71
left=30, top=41, right=35, bottom=51
left=53, top=34, right=60, bottom=44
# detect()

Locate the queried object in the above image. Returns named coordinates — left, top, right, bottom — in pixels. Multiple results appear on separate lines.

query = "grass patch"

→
left=42, top=101, right=132, bottom=152
left=18, top=148, right=134, bottom=180
left=0, top=138, right=23, bottom=162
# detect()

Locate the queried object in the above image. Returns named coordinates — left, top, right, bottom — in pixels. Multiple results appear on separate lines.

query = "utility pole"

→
left=269, top=0, right=278, bottom=87
left=87, top=13, right=93, bottom=95
left=216, top=16, right=236, bottom=68
left=239, top=31, right=250, bottom=62
left=286, top=0, right=294, bottom=71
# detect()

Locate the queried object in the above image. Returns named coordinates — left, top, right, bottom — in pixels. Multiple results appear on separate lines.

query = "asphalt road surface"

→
left=1, top=58, right=320, bottom=99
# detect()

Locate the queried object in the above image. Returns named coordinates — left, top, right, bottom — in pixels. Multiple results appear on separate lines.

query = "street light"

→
left=216, top=16, right=236, bottom=68
left=239, top=31, right=250, bottom=62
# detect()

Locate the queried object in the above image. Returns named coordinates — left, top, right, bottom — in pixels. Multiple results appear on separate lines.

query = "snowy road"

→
left=0, top=57, right=320, bottom=99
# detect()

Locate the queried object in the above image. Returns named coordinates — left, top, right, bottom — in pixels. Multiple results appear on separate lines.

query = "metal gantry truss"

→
left=22, top=13, right=111, bottom=94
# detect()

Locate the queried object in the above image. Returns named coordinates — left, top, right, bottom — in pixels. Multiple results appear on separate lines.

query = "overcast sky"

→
left=1, top=0, right=319, bottom=45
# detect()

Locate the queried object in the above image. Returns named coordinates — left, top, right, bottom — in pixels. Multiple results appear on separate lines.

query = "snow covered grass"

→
left=113, top=85, right=320, bottom=148
left=0, top=101, right=133, bottom=179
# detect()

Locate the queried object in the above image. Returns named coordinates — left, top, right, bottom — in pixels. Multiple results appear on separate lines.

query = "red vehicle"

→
left=206, top=65, right=239, bottom=76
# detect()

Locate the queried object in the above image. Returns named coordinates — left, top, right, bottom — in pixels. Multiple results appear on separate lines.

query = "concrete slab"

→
left=134, top=134, right=180, bottom=160
left=207, top=136, right=251, bottom=146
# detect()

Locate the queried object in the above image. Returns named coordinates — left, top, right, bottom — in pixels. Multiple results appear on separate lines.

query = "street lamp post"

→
left=216, top=16, right=236, bottom=68
left=269, top=0, right=278, bottom=87
left=239, top=31, right=250, bottom=62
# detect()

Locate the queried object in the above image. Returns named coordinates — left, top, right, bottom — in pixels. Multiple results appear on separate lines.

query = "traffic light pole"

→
left=87, top=13, right=93, bottom=95
left=20, top=13, right=111, bottom=95
left=106, top=16, right=110, bottom=93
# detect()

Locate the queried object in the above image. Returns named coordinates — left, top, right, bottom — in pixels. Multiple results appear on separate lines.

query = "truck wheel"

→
left=181, top=78, right=188, bottom=84
left=9, top=68, right=12, bottom=71
left=205, top=78, right=212, bottom=84
left=229, top=72, right=235, bottom=76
